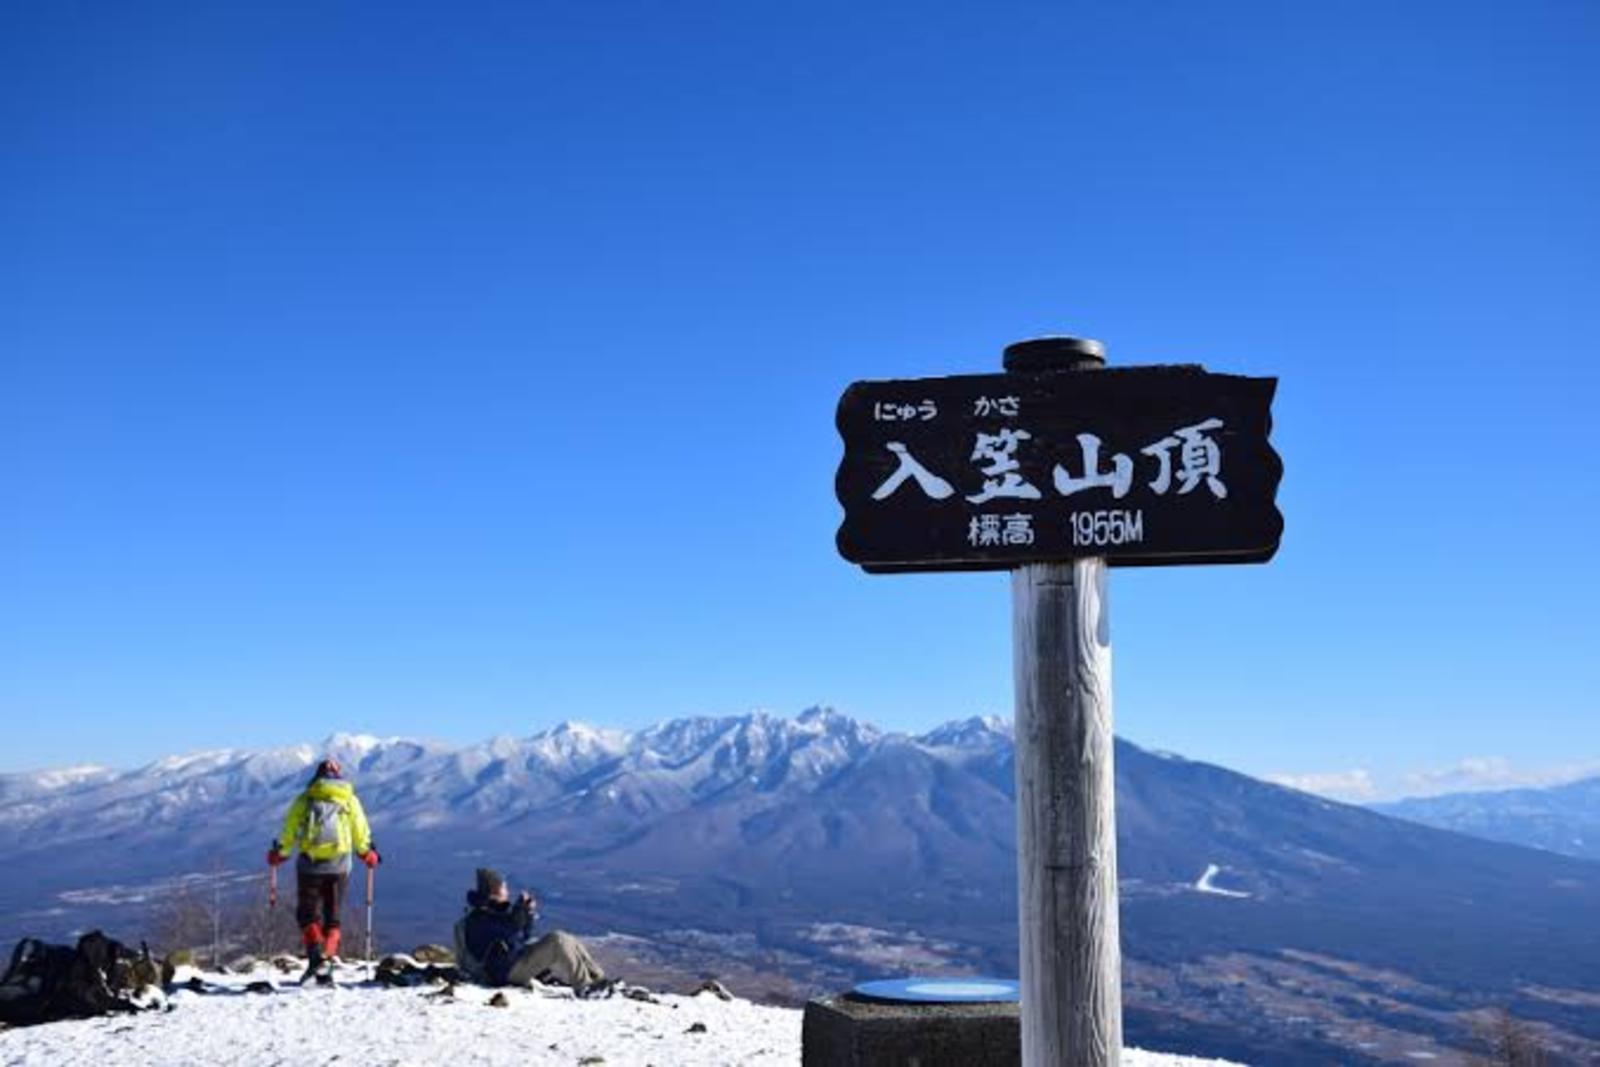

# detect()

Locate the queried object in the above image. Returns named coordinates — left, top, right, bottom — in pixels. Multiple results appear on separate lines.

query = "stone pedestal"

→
left=801, top=995, right=1021, bottom=1067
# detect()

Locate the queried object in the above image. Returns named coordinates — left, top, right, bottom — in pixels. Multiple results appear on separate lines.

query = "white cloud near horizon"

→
left=1268, top=756, right=1600, bottom=804
left=1265, top=768, right=1380, bottom=803
left=1396, top=756, right=1600, bottom=799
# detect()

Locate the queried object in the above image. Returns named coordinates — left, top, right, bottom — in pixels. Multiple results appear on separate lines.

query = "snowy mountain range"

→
left=4, top=707, right=1600, bottom=1065
left=0, top=707, right=901, bottom=847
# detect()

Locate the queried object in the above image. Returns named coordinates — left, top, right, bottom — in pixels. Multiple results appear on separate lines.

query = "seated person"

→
left=453, top=868, right=608, bottom=992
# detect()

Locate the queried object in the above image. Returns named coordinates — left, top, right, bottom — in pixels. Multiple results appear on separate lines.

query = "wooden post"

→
left=1007, top=337, right=1122, bottom=1066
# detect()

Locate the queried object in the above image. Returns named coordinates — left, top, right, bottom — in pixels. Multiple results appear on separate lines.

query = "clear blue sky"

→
left=4, top=2, right=1597, bottom=797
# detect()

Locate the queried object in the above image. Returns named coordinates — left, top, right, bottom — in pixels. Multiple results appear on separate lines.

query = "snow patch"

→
left=1194, top=864, right=1252, bottom=899
left=59, top=871, right=254, bottom=907
left=322, top=732, right=387, bottom=757
left=148, top=750, right=238, bottom=774
left=29, top=765, right=113, bottom=790
left=802, top=923, right=959, bottom=970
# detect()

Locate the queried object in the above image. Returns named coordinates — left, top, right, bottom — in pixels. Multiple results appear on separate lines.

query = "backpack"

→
left=0, top=931, right=143, bottom=1027
left=301, top=794, right=352, bottom=861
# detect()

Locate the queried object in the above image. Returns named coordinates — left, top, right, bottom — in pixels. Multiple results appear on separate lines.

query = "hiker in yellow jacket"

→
left=266, top=758, right=379, bottom=980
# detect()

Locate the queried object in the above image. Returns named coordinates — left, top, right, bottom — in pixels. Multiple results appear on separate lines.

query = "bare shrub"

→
left=145, top=870, right=299, bottom=966
left=146, top=879, right=222, bottom=965
left=234, top=892, right=302, bottom=959
left=1472, top=1008, right=1550, bottom=1067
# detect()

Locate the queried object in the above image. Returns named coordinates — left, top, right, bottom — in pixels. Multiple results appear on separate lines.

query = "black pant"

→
left=295, top=871, right=349, bottom=931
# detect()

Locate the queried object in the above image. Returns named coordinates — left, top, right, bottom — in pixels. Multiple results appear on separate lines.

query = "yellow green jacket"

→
left=278, top=778, right=373, bottom=872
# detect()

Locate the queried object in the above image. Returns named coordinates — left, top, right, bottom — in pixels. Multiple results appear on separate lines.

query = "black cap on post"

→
left=1003, top=336, right=1106, bottom=374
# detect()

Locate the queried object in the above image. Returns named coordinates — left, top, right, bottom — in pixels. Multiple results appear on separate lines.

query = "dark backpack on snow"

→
left=0, top=930, right=142, bottom=1027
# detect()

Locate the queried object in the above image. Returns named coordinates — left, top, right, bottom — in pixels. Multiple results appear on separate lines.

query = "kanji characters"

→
left=872, top=442, right=956, bottom=501
left=1052, top=433, right=1134, bottom=499
left=1002, top=513, right=1034, bottom=545
left=967, top=428, right=1042, bottom=504
left=967, top=514, right=1002, bottom=546
left=966, top=513, right=1036, bottom=547
left=1141, top=417, right=1227, bottom=498
left=865, top=413, right=1228, bottom=508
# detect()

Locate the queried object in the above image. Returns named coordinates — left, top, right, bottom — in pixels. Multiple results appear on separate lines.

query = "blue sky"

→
left=3, top=2, right=1597, bottom=798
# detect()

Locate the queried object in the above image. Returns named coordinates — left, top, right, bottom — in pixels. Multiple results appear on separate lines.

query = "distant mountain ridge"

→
left=0, top=708, right=949, bottom=846
left=1375, top=774, right=1600, bottom=861
left=4, top=708, right=1600, bottom=1065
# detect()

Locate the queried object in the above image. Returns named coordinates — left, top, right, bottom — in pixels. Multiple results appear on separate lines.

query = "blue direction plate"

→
left=851, top=977, right=1020, bottom=1004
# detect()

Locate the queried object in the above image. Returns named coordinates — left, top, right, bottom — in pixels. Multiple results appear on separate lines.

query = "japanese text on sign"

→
left=834, top=365, right=1281, bottom=570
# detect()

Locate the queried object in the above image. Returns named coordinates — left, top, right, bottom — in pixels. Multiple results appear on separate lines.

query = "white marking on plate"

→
left=903, top=981, right=1014, bottom=997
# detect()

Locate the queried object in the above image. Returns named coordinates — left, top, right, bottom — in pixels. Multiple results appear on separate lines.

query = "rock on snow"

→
left=0, top=967, right=1243, bottom=1066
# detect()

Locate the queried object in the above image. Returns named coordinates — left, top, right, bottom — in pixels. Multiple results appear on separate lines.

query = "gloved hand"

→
left=267, top=842, right=287, bottom=866
left=360, top=848, right=381, bottom=868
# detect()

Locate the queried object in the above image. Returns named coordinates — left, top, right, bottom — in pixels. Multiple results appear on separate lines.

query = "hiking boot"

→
left=298, top=945, right=325, bottom=986
left=576, top=978, right=617, bottom=1000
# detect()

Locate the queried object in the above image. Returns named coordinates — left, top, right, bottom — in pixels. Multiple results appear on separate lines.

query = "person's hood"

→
left=304, top=779, right=355, bottom=802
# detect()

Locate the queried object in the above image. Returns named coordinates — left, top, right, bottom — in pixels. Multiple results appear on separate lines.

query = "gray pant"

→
left=506, top=931, right=605, bottom=989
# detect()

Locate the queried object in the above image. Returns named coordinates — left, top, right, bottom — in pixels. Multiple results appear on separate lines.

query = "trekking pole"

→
left=268, top=862, right=278, bottom=911
left=364, top=865, right=375, bottom=961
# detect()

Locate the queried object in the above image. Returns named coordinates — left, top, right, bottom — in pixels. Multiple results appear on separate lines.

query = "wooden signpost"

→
left=834, top=336, right=1282, bottom=1067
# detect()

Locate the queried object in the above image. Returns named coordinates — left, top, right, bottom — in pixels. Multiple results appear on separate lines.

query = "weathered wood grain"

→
left=1012, top=559, right=1122, bottom=1066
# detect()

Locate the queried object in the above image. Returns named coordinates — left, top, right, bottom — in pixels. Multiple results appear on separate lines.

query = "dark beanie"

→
left=476, top=867, right=506, bottom=898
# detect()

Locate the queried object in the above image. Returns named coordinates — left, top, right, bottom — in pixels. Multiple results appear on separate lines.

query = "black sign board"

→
left=835, top=365, right=1282, bottom=572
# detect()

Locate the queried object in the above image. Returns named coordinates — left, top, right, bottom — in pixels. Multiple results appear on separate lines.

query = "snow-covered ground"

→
left=0, top=963, right=1246, bottom=1067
